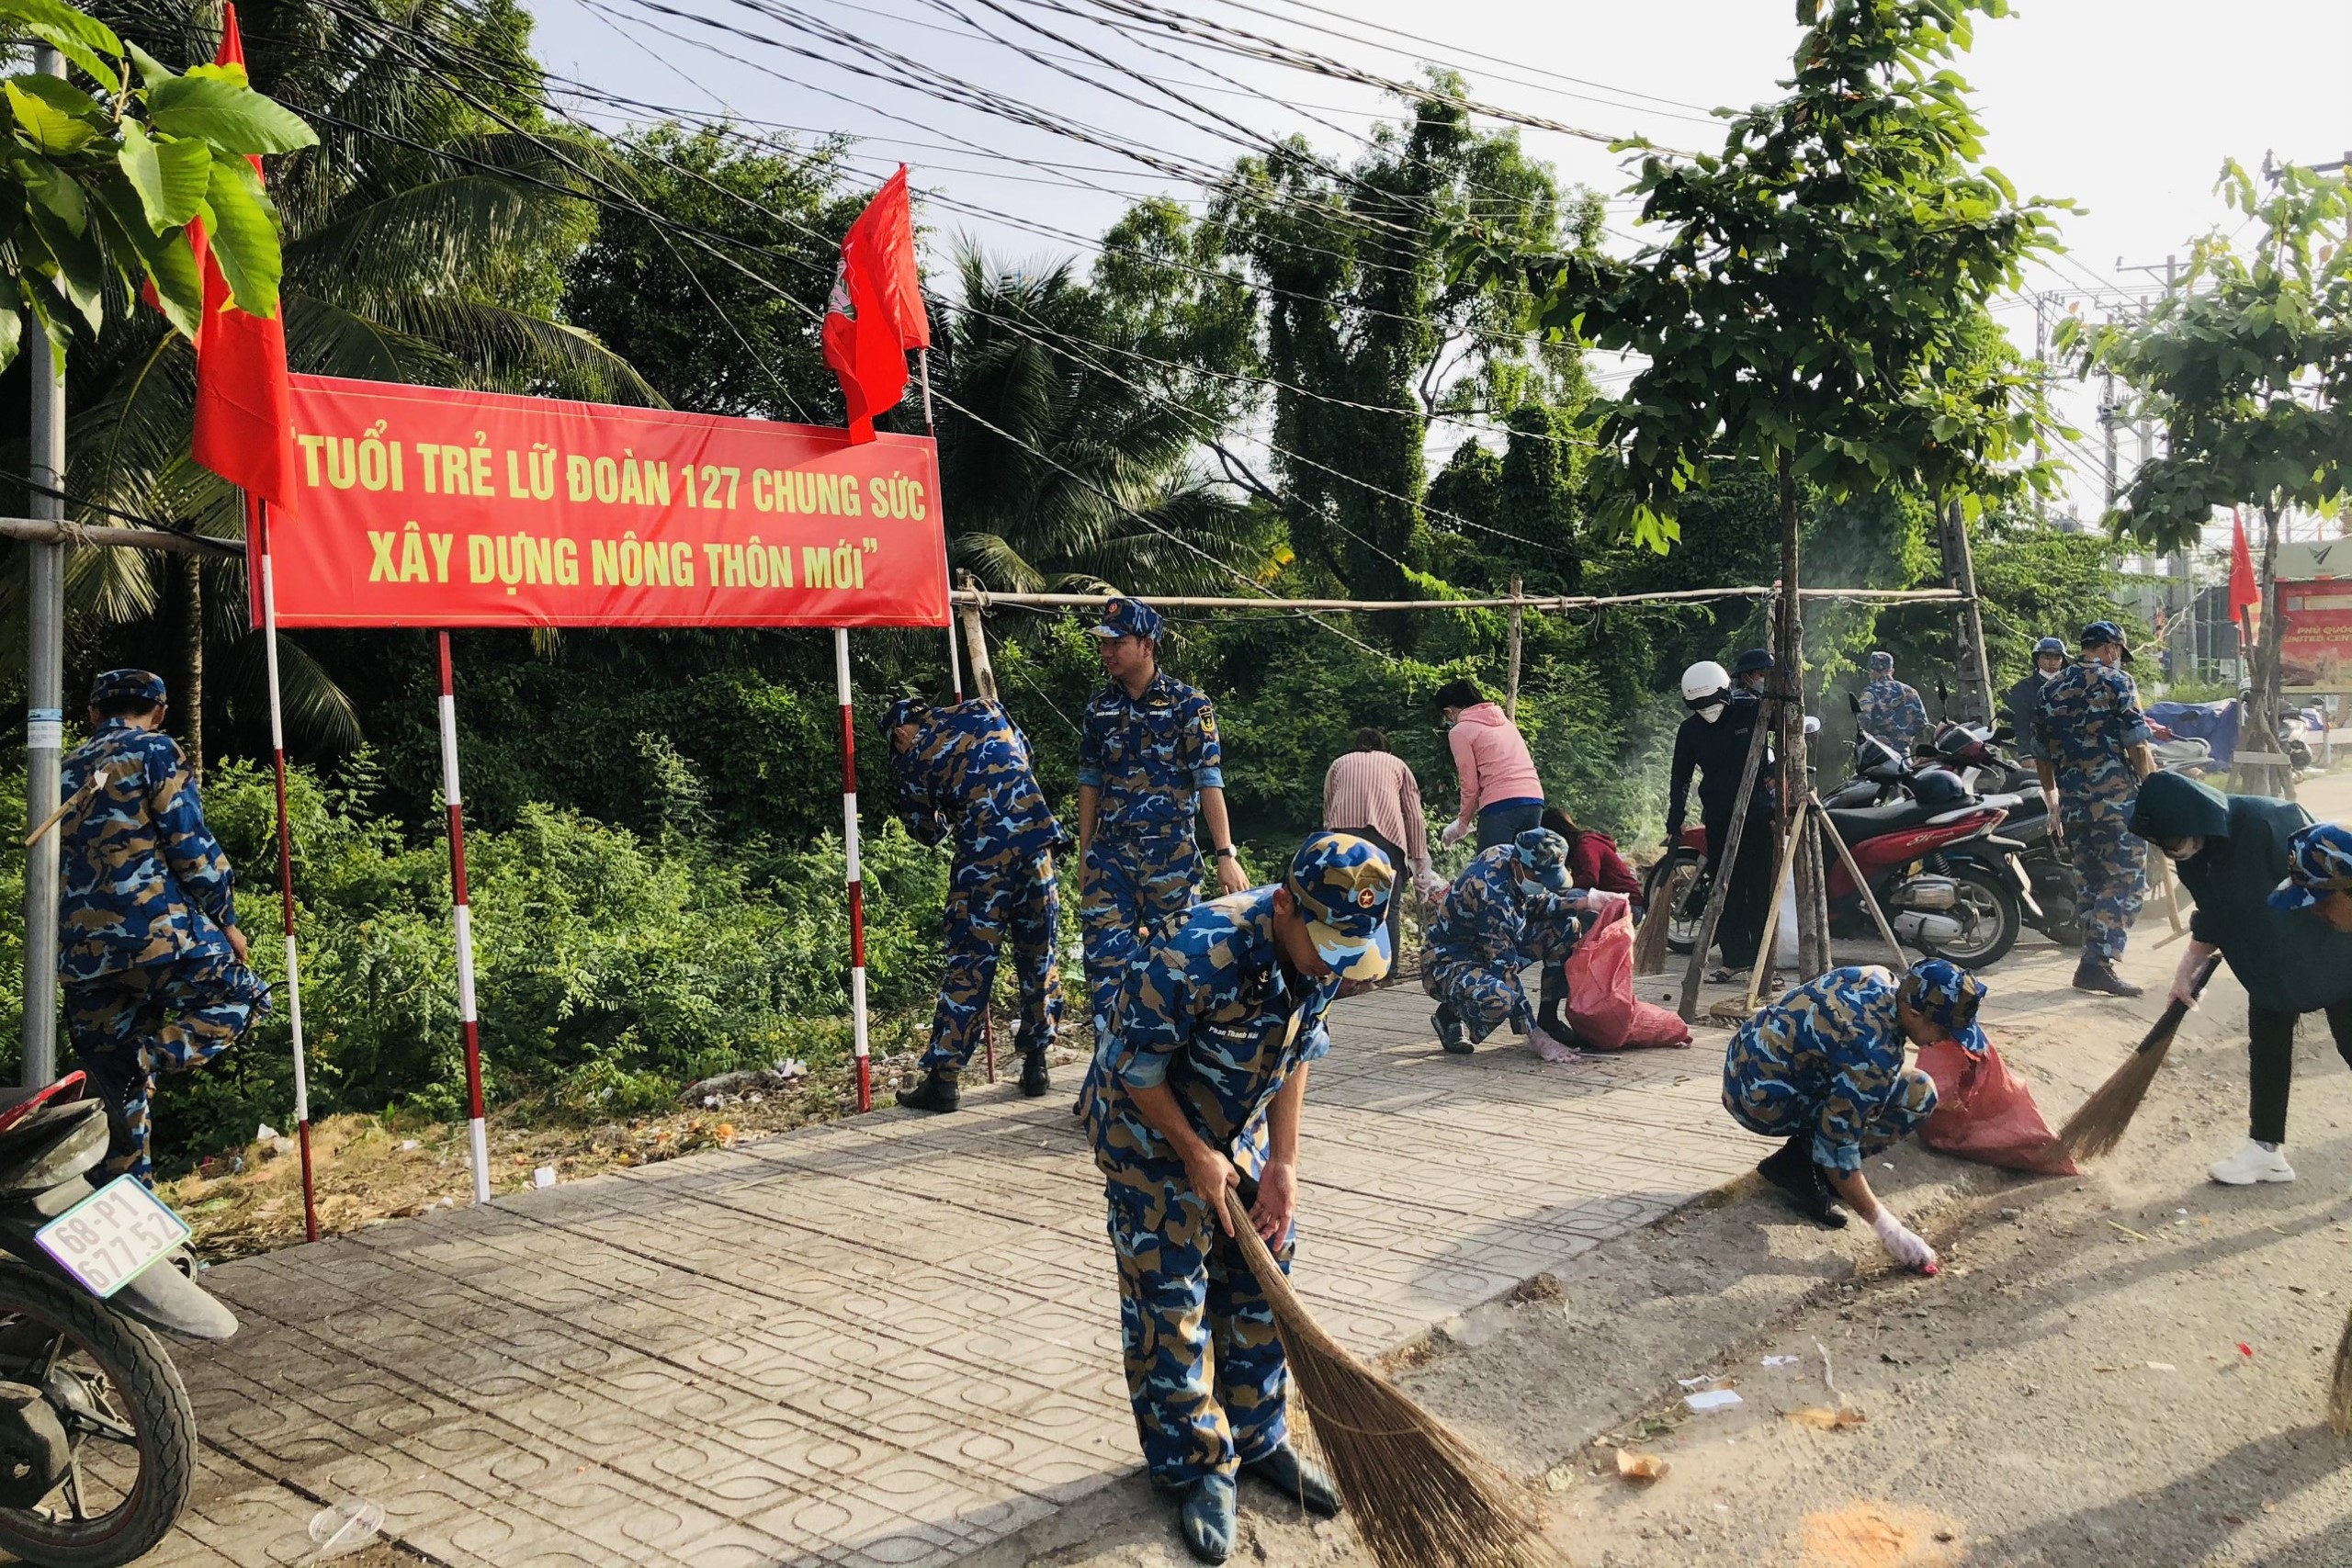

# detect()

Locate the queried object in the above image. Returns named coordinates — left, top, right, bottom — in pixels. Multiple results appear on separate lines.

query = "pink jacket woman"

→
left=1432, top=678, right=1544, bottom=852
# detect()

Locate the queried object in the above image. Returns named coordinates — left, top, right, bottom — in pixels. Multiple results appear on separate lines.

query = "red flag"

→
left=823, top=167, right=929, bottom=443
left=2229, top=508, right=2260, bottom=628
left=188, top=4, right=299, bottom=516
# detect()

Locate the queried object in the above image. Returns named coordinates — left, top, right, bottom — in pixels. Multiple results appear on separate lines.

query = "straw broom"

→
left=2051, top=953, right=2222, bottom=1163
left=1630, top=895, right=1673, bottom=977
left=1221, top=1191, right=1566, bottom=1568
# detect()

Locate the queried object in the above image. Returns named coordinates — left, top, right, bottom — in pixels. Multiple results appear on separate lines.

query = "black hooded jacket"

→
left=2131, top=773, right=2352, bottom=1014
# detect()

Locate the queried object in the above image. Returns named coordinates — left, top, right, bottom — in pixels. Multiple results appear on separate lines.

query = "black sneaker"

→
left=1757, top=1138, right=1848, bottom=1228
left=1018, top=1050, right=1050, bottom=1099
left=1432, top=1007, right=1474, bottom=1055
left=895, top=1070, right=961, bottom=1113
left=2072, top=959, right=2144, bottom=998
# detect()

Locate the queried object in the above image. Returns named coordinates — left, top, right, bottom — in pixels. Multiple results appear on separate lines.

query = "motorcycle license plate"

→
left=36, top=1177, right=192, bottom=1299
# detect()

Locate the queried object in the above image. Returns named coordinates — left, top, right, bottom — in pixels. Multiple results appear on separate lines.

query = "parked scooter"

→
left=0, top=1072, right=234, bottom=1566
left=1644, top=783, right=2021, bottom=969
left=1916, top=722, right=2083, bottom=949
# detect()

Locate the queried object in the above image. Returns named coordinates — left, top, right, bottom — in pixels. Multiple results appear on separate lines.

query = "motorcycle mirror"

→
left=1804, top=716, right=1822, bottom=735
left=1937, top=680, right=1950, bottom=704
left=1847, top=692, right=1861, bottom=716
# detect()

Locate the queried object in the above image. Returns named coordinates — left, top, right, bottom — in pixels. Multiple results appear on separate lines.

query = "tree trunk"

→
left=183, top=556, right=204, bottom=784
left=1772, top=454, right=1826, bottom=976
left=2256, top=503, right=2294, bottom=801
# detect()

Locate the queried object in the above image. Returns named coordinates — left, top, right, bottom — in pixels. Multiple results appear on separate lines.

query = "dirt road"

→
left=1008, top=771, right=2352, bottom=1568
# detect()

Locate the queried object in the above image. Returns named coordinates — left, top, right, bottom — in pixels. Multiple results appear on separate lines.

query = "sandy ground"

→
left=999, top=770, right=2352, bottom=1568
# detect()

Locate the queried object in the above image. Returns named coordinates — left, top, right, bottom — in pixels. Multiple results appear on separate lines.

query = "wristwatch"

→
left=1213, top=845, right=1238, bottom=861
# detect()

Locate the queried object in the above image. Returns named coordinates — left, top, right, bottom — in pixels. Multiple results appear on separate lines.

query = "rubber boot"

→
left=1019, top=1049, right=1050, bottom=1099
left=1757, top=1136, right=1847, bottom=1228
left=1432, top=1005, right=1474, bottom=1055
left=895, top=1068, right=961, bottom=1113
left=1240, top=1443, right=1341, bottom=1517
left=1180, top=1473, right=1238, bottom=1563
left=1535, top=966, right=1568, bottom=1038
left=2071, top=957, right=2144, bottom=998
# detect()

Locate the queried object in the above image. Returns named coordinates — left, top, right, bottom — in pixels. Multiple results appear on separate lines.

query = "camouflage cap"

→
left=2269, top=821, right=2352, bottom=913
left=1902, top=958, right=1987, bottom=1055
left=1089, top=596, right=1164, bottom=642
left=1286, top=831, right=1394, bottom=984
left=2080, top=620, right=2132, bottom=661
left=876, top=695, right=928, bottom=740
left=1867, top=650, right=1894, bottom=674
left=88, top=669, right=165, bottom=707
left=1510, top=828, right=1574, bottom=896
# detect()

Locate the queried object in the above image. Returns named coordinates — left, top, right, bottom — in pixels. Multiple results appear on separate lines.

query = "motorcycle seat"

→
left=1825, top=799, right=1941, bottom=838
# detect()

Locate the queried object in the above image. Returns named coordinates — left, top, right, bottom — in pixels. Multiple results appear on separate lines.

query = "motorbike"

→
left=1643, top=784, right=2022, bottom=969
left=1917, top=723, right=2084, bottom=950
left=0, top=1071, right=234, bottom=1567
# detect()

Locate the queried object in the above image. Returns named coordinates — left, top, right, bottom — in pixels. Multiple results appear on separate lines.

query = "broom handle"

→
left=20, top=762, right=122, bottom=848
left=2134, top=953, right=2223, bottom=1055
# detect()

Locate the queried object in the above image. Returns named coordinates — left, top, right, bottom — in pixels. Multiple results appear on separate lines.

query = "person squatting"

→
left=883, top=693, right=1065, bottom=1113
left=1723, top=958, right=1989, bottom=1274
left=1087, top=832, right=1392, bottom=1563
left=1423, top=828, right=1598, bottom=1062
left=57, top=670, right=270, bottom=1186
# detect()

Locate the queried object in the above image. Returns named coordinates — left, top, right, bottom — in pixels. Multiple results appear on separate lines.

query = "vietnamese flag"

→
left=2230, top=508, right=2260, bottom=637
left=823, top=167, right=929, bottom=444
left=187, top=3, right=299, bottom=518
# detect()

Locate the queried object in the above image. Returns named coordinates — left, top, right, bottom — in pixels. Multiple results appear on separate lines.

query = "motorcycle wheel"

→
left=1646, top=852, right=1705, bottom=955
left=0, top=1262, right=195, bottom=1568
left=1920, top=864, right=2019, bottom=970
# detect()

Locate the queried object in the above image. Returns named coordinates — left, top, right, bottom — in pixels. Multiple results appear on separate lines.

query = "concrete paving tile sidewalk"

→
left=149, top=978, right=1763, bottom=1568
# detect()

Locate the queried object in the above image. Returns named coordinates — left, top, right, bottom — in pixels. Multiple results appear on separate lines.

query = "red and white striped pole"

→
left=835, top=627, right=871, bottom=1111
left=254, top=501, right=319, bottom=1243
left=435, top=633, right=492, bottom=1202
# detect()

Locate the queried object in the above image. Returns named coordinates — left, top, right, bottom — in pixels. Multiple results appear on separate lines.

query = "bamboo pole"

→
left=1678, top=702, right=1776, bottom=1023
left=1740, top=814, right=1807, bottom=1014
left=1504, top=577, right=1524, bottom=721
left=1808, top=793, right=1905, bottom=969
left=946, top=585, right=1969, bottom=615
left=957, top=587, right=1001, bottom=1083
left=0, top=515, right=243, bottom=558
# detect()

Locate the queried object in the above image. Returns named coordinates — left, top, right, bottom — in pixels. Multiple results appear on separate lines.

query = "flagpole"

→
left=917, top=345, right=989, bottom=1082
left=254, top=499, right=319, bottom=1243
left=920, top=348, right=962, bottom=703
left=435, top=633, right=492, bottom=1203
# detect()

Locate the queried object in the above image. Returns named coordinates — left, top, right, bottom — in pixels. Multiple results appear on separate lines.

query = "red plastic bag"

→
left=1916, top=1039, right=2077, bottom=1175
left=1564, top=900, right=1691, bottom=1050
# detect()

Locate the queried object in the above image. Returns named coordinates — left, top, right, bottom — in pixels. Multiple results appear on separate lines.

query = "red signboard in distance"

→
left=255, top=376, right=947, bottom=629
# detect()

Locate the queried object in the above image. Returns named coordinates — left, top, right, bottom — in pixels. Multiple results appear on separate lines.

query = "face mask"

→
left=1698, top=704, right=1725, bottom=724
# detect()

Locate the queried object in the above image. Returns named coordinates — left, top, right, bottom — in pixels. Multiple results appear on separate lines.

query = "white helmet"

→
left=1681, top=660, right=1732, bottom=708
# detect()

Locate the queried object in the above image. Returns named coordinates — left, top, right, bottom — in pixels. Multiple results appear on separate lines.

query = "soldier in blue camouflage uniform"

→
left=883, top=694, right=1066, bottom=1111
left=56, top=670, right=269, bottom=1186
left=1857, top=651, right=1929, bottom=757
left=1421, top=828, right=1594, bottom=1057
left=2035, top=621, right=2157, bottom=996
left=1723, top=960, right=1986, bottom=1272
left=1078, top=598, right=1249, bottom=1049
left=1090, top=832, right=1391, bottom=1563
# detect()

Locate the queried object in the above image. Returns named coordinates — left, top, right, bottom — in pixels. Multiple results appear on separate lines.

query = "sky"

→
left=522, top=0, right=2352, bottom=534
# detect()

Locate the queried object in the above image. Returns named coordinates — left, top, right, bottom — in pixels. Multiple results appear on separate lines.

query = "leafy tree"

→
left=45, top=0, right=653, bottom=763
left=934, top=247, right=1265, bottom=598
left=2068, top=161, right=2352, bottom=769
left=1465, top=0, right=2059, bottom=959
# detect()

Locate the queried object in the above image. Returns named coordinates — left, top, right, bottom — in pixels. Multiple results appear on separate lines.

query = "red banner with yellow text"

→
left=254, top=376, right=948, bottom=628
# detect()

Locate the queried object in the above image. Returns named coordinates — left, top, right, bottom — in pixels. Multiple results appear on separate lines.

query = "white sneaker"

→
left=2208, top=1140, right=2296, bottom=1186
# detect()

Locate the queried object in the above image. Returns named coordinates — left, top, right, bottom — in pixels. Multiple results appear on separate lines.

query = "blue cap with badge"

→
left=1090, top=596, right=1164, bottom=642
left=89, top=669, right=166, bottom=706
left=2269, top=821, right=2352, bottom=913
left=2080, top=620, right=2132, bottom=661
left=1903, top=958, right=1988, bottom=1055
left=1286, top=831, right=1394, bottom=983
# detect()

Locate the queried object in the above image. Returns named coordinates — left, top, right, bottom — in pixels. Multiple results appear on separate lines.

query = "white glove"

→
left=1439, top=819, right=1469, bottom=849
left=1869, top=1208, right=1939, bottom=1273
left=1412, top=863, right=1445, bottom=901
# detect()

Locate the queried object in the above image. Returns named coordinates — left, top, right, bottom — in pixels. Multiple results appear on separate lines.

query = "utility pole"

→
left=18, top=44, right=65, bottom=1089
left=1937, top=499, right=1994, bottom=723
left=2099, top=365, right=2120, bottom=510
